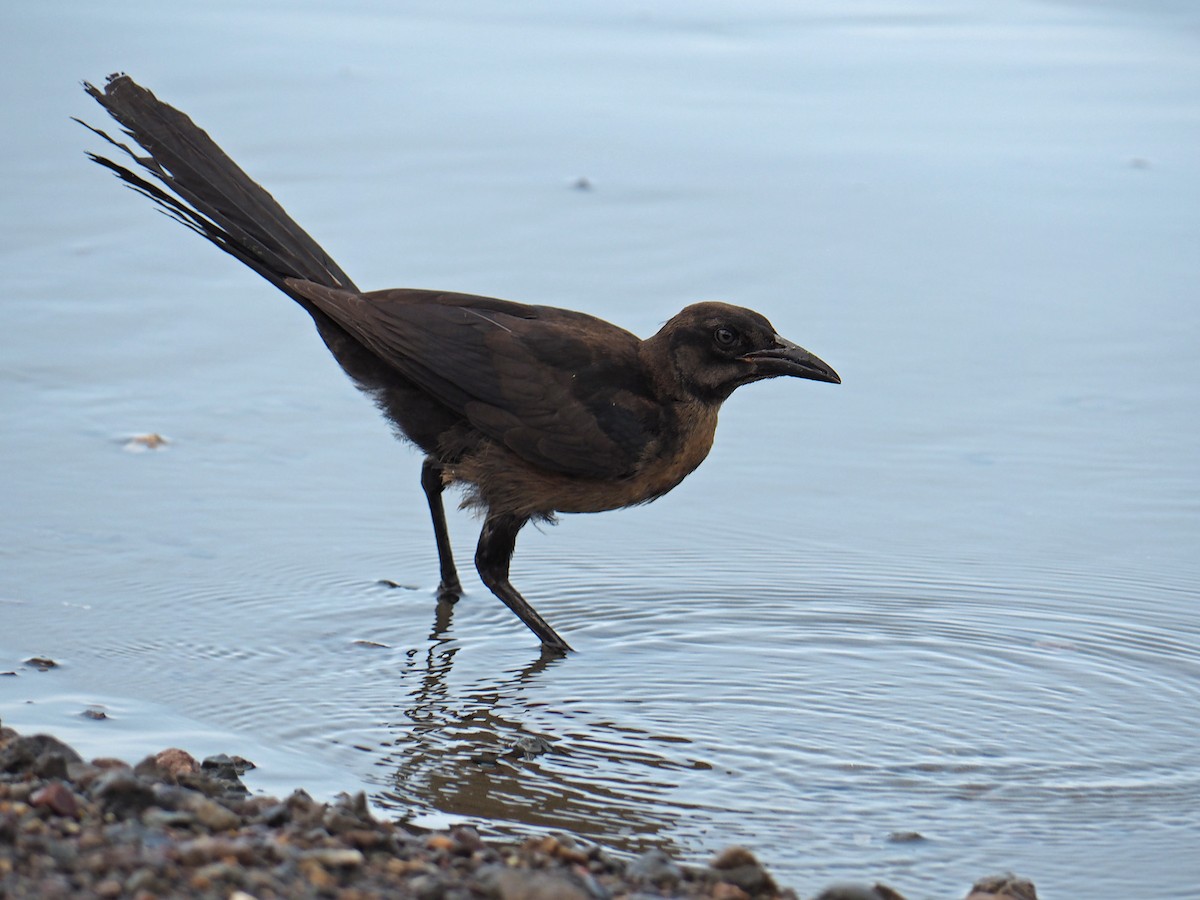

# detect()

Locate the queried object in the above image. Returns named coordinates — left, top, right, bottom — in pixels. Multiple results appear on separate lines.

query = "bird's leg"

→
left=420, top=457, right=462, bottom=600
left=475, top=513, right=573, bottom=653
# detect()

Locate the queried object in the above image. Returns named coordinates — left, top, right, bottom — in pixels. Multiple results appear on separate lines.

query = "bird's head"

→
left=647, top=301, right=840, bottom=404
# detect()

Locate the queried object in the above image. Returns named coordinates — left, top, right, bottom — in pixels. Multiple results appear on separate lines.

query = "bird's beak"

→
left=740, top=335, right=841, bottom=384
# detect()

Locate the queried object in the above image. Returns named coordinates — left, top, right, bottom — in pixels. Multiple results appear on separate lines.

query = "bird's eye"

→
left=713, top=326, right=738, bottom=348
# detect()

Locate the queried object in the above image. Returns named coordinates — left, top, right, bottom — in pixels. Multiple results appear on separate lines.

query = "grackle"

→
left=79, top=74, right=840, bottom=653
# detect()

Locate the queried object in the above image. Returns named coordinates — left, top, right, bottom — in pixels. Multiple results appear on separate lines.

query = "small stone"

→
left=492, top=869, right=590, bottom=900
left=30, top=782, right=81, bottom=819
left=408, top=873, right=449, bottom=900
left=0, top=733, right=83, bottom=775
left=91, top=769, right=156, bottom=815
left=628, top=848, right=682, bottom=886
left=341, top=827, right=386, bottom=850
left=154, top=748, right=200, bottom=780
left=124, top=432, right=169, bottom=450
left=712, top=846, right=759, bottom=870
left=509, top=735, right=554, bottom=758
left=94, top=879, right=123, bottom=898
left=201, top=752, right=253, bottom=775
left=91, top=757, right=131, bottom=770
left=450, top=824, right=482, bottom=853
left=710, top=846, right=777, bottom=896
left=386, top=857, right=436, bottom=877
left=176, top=835, right=236, bottom=867
left=426, top=833, right=456, bottom=853
left=887, top=831, right=925, bottom=843
left=298, top=857, right=336, bottom=890
left=142, top=808, right=198, bottom=829
left=815, top=885, right=908, bottom=900
left=124, top=867, right=161, bottom=894
left=258, top=802, right=290, bottom=827
left=186, top=796, right=240, bottom=832
left=81, top=708, right=108, bottom=720
left=966, top=873, right=1038, bottom=900
left=23, top=656, right=58, bottom=670
left=712, top=884, right=752, bottom=900
left=303, top=847, right=364, bottom=867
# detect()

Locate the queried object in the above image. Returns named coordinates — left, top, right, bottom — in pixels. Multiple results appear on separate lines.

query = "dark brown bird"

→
left=80, top=74, right=840, bottom=653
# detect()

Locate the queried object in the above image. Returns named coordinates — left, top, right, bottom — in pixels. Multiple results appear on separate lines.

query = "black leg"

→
left=475, top=514, right=573, bottom=653
left=420, top=457, right=462, bottom=600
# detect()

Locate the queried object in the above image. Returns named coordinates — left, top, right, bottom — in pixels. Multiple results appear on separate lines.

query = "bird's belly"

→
left=453, top=408, right=718, bottom=518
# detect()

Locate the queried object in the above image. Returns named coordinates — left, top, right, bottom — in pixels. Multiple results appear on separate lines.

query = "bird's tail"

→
left=78, top=73, right=358, bottom=296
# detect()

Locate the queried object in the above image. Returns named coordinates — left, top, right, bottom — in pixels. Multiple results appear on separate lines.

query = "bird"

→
left=79, top=73, right=840, bottom=654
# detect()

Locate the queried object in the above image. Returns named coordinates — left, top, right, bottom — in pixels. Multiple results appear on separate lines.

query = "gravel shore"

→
left=0, top=722, right=1037, bottom=899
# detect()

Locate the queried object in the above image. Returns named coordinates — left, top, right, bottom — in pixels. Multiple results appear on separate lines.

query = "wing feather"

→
left=289, top=281, right=660, bottom=479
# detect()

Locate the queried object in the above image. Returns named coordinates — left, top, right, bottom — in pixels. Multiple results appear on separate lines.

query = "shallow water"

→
left=4, top=0, right=1200, bottom=896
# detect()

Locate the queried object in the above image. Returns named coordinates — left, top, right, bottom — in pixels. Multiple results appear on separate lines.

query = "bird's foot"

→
left=540, top=637, right=573, bottom=656
left=436, top=578, right=463, bottom=603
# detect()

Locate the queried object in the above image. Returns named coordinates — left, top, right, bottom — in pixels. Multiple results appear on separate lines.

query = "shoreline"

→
left=0, top=722, right=1036, bottom=899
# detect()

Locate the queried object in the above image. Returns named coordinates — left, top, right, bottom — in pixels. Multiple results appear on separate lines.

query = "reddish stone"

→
left=30, top=781, right=81, bottom=818
left=154, top=748, right=200, bottom=780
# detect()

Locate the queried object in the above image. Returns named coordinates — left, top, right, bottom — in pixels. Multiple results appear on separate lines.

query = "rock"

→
left=207, top=753, right=255, bottom=775
left=407, top=872, right=449, bottom=900
left=709, top=846, right=777, bottom=896
left=90, top=769, right=156, bottom=815
left=965, top=873, right=1038, bottom=900
left=628, top=848, right=682, bottom=887
left=510, top=735, right=555, bottom=759
left=30, top=781, right=81, bottom=818
left=302, top=847, right=365, bottom=867
left=94, top=878, right=123, bottom=898
left=123, top=432, right=170, bottom=450
left=142, top=808, right=199, bottom=829
left=154, top=747, right=200, bottom=780
left=323, top=790, right=376, bottom=833
left=426, top=833, right=456, bottom=853
left=199, top=752, right=253, bottom=791
left=90, top=757, right=131, bottom=770
left=490, top=869, right=592, bottom=900
left=815, top=884, right=907, bottom=900
left=0, top=733, right=83, bottom=775
left=179, top=794, right=241, bottom=832
left=450, top=824, right=483, bottom=854
left=0, top=722, right=1045, bottom=900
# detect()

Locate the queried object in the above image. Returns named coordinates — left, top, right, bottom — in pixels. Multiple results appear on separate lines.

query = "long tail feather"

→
left=80, top=73, right=358, bottom=294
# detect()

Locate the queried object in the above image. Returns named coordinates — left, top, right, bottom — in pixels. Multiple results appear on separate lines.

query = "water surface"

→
left=3, top=1, right=1199, bottom=897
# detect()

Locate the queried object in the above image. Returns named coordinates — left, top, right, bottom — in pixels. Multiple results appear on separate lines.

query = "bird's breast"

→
left=450, top=402, right=720, bottom=518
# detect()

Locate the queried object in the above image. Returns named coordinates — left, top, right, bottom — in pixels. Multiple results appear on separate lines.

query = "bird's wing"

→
left=289, top=282, right=661, bottom=480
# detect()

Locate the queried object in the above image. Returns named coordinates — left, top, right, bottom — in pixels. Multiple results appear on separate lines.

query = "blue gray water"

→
left=3, top=1, right=1199, bottom=897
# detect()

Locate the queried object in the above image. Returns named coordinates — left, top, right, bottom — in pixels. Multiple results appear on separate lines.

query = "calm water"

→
left=4, top=1, right=1199, bottom=897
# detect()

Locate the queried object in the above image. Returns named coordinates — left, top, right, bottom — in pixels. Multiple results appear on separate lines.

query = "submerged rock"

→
left=965, top=873, right=1038, bottom=899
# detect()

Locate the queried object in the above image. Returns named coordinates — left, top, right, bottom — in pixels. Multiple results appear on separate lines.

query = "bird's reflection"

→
left=369, top=598, right=707, bottom=857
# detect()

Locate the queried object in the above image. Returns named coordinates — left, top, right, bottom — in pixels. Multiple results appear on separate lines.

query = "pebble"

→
left=710, top=845, right=778, bottom=896
left=814, top=884, right=908, bottom=900
left=29, top=782, right=80, bottom=819
left=153, top=748, right=200, bottom=780
left=966, top=873, right=1039, bottom=899
left=629, top=847, right=683, bottom=886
